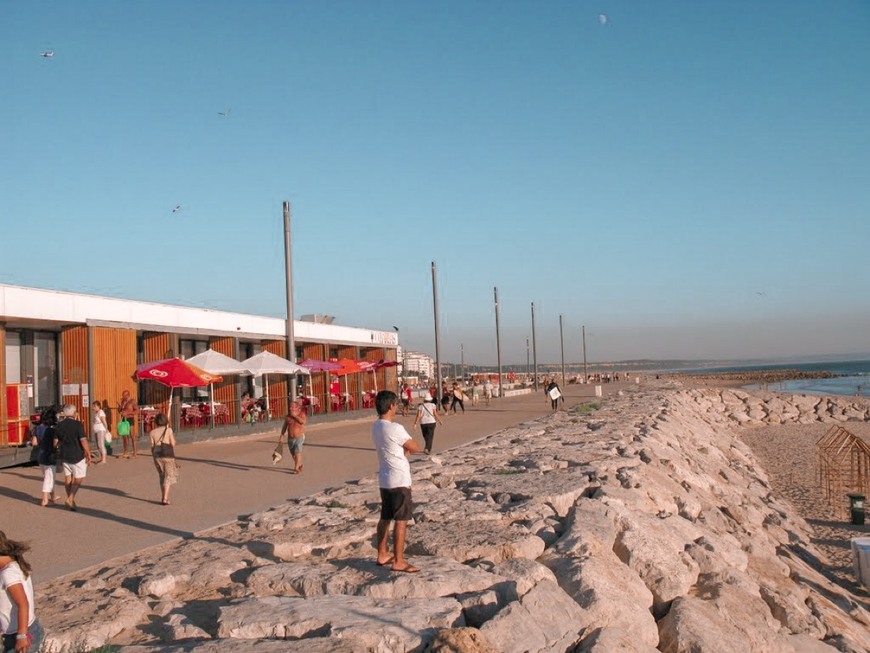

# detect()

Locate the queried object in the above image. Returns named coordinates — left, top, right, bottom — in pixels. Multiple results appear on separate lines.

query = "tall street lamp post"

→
left=531, top=302, right=538, bottom=391
left=393, top=326, right=401, bottom=389
left=494, top=286, right=503, bottom=399
left=283, top=201, right=297, bottom=400
left=431, top=262, right=443, bottom=406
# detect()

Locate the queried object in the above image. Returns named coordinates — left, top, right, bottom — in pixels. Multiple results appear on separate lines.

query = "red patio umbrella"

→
left=365, top=359, right=399, bottom=391
left=136, top=358, right=223, bottom=420
left=328, top=358, right=369, bottom=406
left=330, top=358, right=367, bottom=376
left=297, top=359, right=344, bottom=403
left=298, top=359, right=343, bottom=372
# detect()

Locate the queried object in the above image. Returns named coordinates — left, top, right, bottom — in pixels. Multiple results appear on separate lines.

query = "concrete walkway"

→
left=0, top=382, right=629, bottom=584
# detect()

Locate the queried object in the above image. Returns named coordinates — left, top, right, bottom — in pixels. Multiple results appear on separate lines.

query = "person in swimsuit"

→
left=279, top=401, right=307, bottom=474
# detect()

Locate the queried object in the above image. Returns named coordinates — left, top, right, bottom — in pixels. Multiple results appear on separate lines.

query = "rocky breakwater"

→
left=38, top=384, right=869, bottom=652
left=694, top=386, right=870, bottom=426
left=666, top=369, right=838, bottom=388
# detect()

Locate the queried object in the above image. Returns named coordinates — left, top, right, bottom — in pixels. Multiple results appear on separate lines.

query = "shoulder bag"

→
left=152, top=427, right=175, bottom=458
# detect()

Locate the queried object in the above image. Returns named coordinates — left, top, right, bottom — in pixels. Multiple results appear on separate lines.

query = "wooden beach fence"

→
left=816, top=425, right=870, bottom=520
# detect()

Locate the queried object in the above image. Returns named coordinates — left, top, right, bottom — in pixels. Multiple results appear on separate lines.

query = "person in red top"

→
left=400, top=383, right=413, bottom=416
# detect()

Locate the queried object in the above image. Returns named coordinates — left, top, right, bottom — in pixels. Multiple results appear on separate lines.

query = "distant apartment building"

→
left=400, top=349, right=434, bottom=382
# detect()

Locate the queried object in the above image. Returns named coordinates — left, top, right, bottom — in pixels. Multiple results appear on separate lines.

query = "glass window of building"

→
left=4, top=330, right=58, bottom=410
left=4, top=332, right=22, bottom=384
left=33, top=332, right=58, bottom=408
left=180, top=339, right=209, bottom=400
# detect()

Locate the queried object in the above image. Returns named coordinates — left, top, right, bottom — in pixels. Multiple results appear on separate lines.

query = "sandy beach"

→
left=671, top=372, right=870, bottom=595
left=739, top=422, right=870, bottom=593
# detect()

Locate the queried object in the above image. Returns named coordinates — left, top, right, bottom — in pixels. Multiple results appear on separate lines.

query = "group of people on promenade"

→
left=30, top=399, right=180, bottom=511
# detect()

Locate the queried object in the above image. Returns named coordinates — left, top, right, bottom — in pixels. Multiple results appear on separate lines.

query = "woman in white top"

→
left=91, top=401, right=110, bottom=463
left=413, top=394, right=444, bottom=454
left=0, top=532, right=43, bottom=653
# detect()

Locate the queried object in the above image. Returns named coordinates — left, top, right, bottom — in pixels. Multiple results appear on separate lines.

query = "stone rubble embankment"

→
left=38, top=383, right=869, bottom=652
left=664, top=370, right=838, bottom=387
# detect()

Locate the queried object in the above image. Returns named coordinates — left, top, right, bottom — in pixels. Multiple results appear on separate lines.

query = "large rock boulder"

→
left=217, top=595, right=464, bottom=651
left=478, top=580, right=586, bottom=653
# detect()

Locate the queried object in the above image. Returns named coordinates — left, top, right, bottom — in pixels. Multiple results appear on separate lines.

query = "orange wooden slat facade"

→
left=262, top=340, right=289, bottom=418
left=60, top=326, right=88, bottom=430
left=140, top=332, right=174, bottom=423
left=90, top=326, right=138, bottom=432
left=300, top=343, right=327, bottom=401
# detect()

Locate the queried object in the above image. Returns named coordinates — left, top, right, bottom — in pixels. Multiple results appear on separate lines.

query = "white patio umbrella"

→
left=186, top=349, right=251, bottom=427
left=240, top=351, right=310, bottom=419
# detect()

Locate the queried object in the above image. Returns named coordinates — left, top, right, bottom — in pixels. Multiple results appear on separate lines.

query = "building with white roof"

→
left=1, top=283, right=398, bottom=466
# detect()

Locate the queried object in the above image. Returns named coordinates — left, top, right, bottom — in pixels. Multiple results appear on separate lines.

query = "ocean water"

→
left=699, top=360, right=870, bottom=397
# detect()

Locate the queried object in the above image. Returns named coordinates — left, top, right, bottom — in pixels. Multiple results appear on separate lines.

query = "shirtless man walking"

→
left=279, top=401, right=307, bottom=474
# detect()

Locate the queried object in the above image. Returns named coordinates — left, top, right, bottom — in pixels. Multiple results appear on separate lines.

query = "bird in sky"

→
left=755, top=291, right=767, bottom=297
left=171, top=205, right=182, bottom=214
left=218, top=109, right=232, bottom=117
left=40, top=51, right=54, bottom=58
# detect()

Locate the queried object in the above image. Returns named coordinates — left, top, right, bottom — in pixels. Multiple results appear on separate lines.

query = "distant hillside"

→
left=463, top=354, right=870, bottom=375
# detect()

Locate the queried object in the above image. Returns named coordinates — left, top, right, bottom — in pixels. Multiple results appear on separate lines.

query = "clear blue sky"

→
left=3, top=2, right=869, bottom=366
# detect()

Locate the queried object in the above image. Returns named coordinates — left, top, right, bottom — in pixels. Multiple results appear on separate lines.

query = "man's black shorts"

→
left=379, top=487, right=413, bottom=521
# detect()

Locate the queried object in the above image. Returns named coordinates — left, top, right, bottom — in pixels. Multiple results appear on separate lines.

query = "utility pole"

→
left=526, top=337, right=530, bottom=378
left=494, top=287, right=503, bottom=399
left=283, top=201, right=297, bottom=402
left=460, top=343, right=464, bottom=379
left=431, top=262, right=443, bottom=406
left=393, top=326, right=401, bottom=389
left=559, top=314, right=566, bottom=386
left=531, top=302, right=538, bottom=391
left=582, top=325, right=588, bottom=382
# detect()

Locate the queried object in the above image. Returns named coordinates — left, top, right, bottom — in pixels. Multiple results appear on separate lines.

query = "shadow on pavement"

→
left=0, top=484, right=194, bottom=539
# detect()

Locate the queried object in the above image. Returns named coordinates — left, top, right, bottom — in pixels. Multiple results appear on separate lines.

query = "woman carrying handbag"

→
left=149, top=413, right=178, bottom=505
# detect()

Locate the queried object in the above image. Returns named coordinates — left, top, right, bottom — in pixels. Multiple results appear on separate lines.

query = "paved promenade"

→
left=1, top=382, right=629, bottom=584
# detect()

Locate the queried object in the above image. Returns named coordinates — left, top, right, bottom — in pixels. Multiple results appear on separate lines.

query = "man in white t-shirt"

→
left=371, top=390, right=421, bottom=573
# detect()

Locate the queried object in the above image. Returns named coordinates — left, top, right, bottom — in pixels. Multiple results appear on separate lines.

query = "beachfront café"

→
left=0, top=283, right=399, bottom=466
